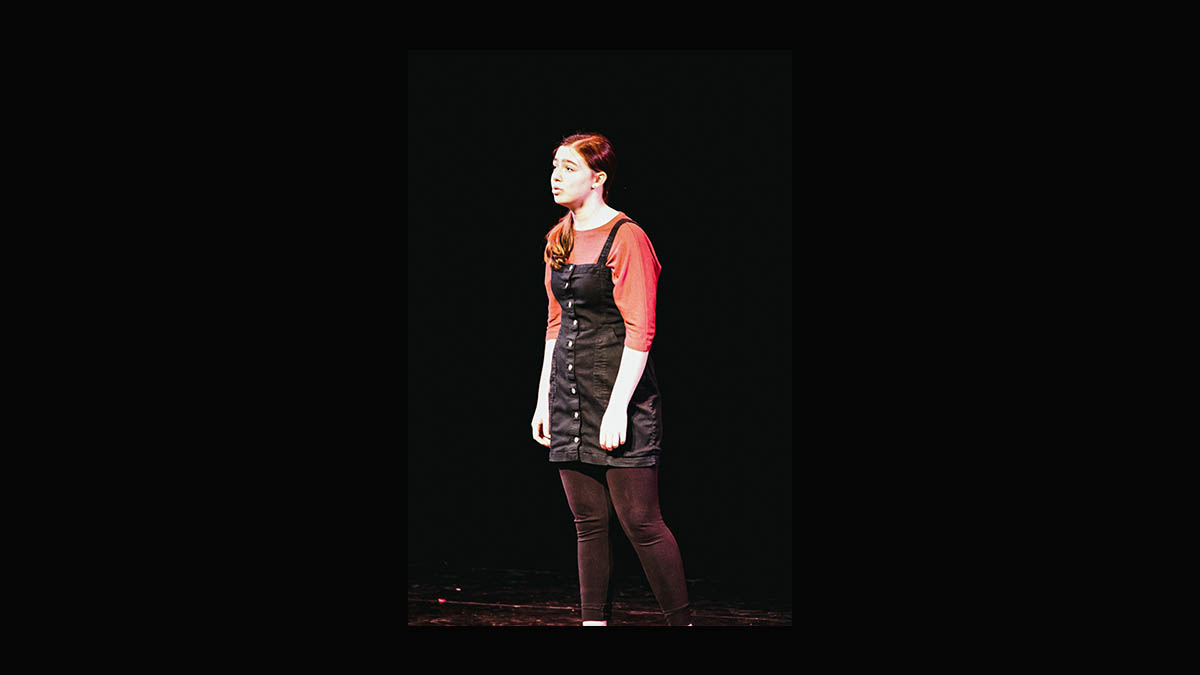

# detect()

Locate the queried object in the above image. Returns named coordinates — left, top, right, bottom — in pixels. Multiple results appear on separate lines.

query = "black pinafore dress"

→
left=547, top=218, right=663, bottom=468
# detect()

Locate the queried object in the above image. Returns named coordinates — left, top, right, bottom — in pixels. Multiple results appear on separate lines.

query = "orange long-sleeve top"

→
left=544, top=212, right=662, bottom=352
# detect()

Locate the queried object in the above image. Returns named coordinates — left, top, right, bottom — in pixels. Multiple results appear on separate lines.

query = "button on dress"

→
left=547, top=219, right=663, bottom=468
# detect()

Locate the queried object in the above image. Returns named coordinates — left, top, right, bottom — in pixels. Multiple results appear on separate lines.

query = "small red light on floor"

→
left=438, top=598, right=447, bottom=604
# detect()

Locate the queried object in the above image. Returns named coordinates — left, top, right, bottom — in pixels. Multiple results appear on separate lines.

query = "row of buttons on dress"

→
left=562, top=265, right=581, bottom=445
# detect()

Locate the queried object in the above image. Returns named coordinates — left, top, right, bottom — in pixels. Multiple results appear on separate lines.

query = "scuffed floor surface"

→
left=408, top=564, right=791, bottom=627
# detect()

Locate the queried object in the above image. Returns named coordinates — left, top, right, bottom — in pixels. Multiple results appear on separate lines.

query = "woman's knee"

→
left=615, top=506, right=668, bottom=545
left=561, top=467, right=611, bottom=532
left=572, top=507, right=611, bottom=540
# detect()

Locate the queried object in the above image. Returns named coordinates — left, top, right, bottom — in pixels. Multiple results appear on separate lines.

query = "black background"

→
left=124, top=42, right=1075, bottom=640
left=408, top=50, right=793, bottom=595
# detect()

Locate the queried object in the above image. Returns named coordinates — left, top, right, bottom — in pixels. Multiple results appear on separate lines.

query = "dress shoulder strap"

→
left=595, top=218, right=634, bottom=264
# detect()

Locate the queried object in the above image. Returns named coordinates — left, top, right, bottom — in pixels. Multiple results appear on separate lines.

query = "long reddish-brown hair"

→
left=544, top=133, right=617, bottom=270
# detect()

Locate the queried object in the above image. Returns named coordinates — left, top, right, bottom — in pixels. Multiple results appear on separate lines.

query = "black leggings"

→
left=558, top=462, right=691, bottom=625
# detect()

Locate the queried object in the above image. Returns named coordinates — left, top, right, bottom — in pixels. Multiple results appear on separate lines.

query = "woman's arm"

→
left=531, top=338, right=556, bottom=446
left=599, top=223, right=661, bottom=450
left=537, top=338, right=557, bottom=407
left=599, top=346, right=648, bottom=450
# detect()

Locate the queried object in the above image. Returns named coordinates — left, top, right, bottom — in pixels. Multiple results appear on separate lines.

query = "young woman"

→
left=530, top=133, right=692, bottom=627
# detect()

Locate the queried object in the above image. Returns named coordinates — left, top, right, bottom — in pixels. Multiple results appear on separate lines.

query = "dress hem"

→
left=548, top=454, right=660, bottom=468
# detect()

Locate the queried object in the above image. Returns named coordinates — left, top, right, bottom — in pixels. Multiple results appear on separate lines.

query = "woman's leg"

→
left=607, top=465, right=692, bottom=626
left=559, top=464, right=616, bottom=623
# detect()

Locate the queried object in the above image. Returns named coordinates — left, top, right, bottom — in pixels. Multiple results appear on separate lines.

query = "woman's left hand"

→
left=599, top=406, right=627, bottom=451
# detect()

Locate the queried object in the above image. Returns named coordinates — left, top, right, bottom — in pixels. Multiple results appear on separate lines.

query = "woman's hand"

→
left=599, top=406, right=627, bottom=451
left=531, top=404, right=551, bottom=447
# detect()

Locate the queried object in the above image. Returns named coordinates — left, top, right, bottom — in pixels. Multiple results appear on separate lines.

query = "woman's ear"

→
left=592, top=171, right=607, bottom=189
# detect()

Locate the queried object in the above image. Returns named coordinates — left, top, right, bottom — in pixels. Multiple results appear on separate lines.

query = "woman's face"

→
left=551, top=145, right=601, bottom=206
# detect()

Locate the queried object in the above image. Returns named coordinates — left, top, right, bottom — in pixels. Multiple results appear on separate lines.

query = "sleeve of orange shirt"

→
left=605, top=223, right=662, bottom=352
left=544, top=261, right=561, bottom=341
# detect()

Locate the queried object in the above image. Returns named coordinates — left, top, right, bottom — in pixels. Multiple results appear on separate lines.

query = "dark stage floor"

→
left=408, top=564, right=792, bottom=627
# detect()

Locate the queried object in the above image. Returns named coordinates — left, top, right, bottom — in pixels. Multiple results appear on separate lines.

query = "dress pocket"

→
left=648, top=397, right=661, bottom=446
left=593, top=347, right=610, bottom=406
